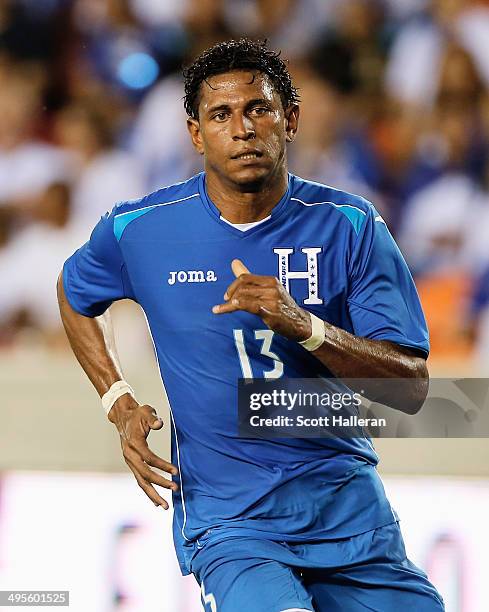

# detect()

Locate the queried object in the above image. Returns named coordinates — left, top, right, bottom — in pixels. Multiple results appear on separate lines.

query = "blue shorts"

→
left=190, top=521, right=445, bottom=612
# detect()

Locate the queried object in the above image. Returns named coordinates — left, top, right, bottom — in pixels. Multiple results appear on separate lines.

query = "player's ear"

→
left=284, top=104, right=300, bottom=143
left=187, top=117, right=204, bottom=155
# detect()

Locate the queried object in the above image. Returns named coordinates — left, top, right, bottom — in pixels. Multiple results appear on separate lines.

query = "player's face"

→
left=187, top=70, right=299, bottom=190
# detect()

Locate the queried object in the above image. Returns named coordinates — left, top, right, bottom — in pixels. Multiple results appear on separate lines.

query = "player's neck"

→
left=205, top=168, right=289, bottom=224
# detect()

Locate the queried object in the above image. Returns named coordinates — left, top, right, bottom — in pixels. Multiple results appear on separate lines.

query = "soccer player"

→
left=58, top=39, right=444, bottom=612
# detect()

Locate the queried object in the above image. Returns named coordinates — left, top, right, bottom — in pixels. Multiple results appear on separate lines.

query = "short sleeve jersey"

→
left=63, top=173, right=429, bottom=574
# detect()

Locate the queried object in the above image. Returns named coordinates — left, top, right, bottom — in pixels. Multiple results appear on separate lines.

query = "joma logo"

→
left=168, top=270, right=218, bottom=285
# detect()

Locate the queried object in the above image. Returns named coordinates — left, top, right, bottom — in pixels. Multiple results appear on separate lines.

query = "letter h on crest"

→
left=273, top=247, right=323, bottom=305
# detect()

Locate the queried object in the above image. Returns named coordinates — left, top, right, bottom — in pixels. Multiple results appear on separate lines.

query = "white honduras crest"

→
left=273, top=247, right=323, bottom=304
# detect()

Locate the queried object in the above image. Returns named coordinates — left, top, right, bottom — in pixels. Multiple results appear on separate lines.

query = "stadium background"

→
left=0, top=0, right=488, bottom=610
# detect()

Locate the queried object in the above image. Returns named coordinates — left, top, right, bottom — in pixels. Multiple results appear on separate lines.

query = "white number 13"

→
left=233, top=329, right=284, bottom=379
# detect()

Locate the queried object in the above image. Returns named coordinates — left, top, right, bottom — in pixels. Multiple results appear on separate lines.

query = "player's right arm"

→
left=56, top=210, right=178, bottom=509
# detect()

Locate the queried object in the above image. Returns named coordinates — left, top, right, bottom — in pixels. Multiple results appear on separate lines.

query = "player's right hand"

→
left=108, top=395, right=179, bottom=509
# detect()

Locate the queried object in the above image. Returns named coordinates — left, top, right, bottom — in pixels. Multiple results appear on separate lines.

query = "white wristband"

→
left=298, top=312, right=325, bottom=352
left=102, top=380, right=136, bottom=415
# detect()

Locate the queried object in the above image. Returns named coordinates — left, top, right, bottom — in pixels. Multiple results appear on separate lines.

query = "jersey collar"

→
left=198, top=172, right=294, bottom=237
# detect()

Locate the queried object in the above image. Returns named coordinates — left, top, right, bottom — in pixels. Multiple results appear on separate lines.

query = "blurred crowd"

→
left=0, top=0, right=489, bottom=368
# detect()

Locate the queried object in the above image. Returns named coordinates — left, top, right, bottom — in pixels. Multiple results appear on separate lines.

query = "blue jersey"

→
left=63, top=173, right=429, bottom=575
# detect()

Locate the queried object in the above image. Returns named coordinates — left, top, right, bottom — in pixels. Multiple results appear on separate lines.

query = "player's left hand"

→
left=212, top=259, right=312, bottom=341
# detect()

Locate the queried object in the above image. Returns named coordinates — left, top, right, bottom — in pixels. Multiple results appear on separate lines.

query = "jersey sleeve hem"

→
left=347, top=296, right=430, bottom=358
left=62, top=258, right=101, bottom=318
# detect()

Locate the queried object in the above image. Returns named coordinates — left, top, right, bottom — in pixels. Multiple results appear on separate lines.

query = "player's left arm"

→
left=213, top=262, right=426, bottom=414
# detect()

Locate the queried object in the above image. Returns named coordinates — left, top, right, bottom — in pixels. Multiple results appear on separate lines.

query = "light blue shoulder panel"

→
left=114, top=207, right=154, bottom=242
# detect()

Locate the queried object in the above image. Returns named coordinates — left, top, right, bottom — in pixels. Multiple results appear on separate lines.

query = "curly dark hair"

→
left=183, top=38, right=299, bottom=119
